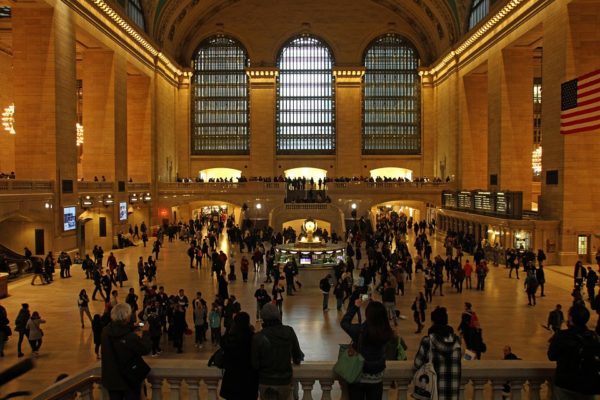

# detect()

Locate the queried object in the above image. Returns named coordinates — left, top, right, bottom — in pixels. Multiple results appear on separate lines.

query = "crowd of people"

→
left=0, top=209, right=599, bottom=400
left=174, top=174, right=452, bottom=185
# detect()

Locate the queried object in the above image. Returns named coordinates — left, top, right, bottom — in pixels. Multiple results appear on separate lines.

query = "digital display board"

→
left=442, top=190, right=522, bottom=219
left=63, top=207, right=76, bottom=231
left=119, top=202, right=128, bottom=221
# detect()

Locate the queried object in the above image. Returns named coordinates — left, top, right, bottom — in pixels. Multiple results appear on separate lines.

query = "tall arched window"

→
left=124, top=0, right=145, bottom=30
left=363, top=34, right=420, bottom=154
left=277, top=35, right=335, bottom=154
left=468, top=0, right=490, bottom=30
left=191, top=36, right=250, bottom=154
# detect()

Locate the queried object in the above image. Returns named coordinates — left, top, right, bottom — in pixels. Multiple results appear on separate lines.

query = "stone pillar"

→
left=333, top=67, right=364, bottom=177
left=113, top=53, right=128, bottom=187
left=175, top=71, right=191, bottom=179
left=247, top=67, right=278, bottom=177
left=12, top=4, right=77, bottom=182
left=127, top=74, right=152, bottom=182
left=541, top=0, right=600, bottom=264
left=421, top=72, right=435, bottom=178
left=81, top=50, right=117, bottom=181
left=487, top=48, right=533, bottom=206
left=460, top=71, right=488, bottom=189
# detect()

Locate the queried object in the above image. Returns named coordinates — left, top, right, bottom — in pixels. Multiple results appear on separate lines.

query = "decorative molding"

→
left=333, top=67, right=365, bottom=86
left=246, top=67, right=279, bottom=87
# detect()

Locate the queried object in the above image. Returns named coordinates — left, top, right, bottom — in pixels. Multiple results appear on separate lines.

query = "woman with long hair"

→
left=78, top=289, right=93, bottom=328
left=341, top=299, right=395, bottom=400
left=219, top=312, right=259, bottom=399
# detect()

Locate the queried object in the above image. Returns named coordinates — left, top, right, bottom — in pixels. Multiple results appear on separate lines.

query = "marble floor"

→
left=0, top=232, right=593, bottom=396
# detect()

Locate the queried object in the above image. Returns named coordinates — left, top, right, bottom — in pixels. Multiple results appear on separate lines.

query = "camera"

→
left=137, top=322, right=145, bottom=327
left=361, top=294, right=369, bottom=302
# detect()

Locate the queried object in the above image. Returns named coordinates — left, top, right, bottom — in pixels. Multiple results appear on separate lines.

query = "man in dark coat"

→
left=101, top=303, right=150, bottom=399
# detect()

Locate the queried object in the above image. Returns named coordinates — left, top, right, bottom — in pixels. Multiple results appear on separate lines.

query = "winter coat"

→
left=219, top=331, right=259, bottom=400
left=414, top=325, right=462, bottom=400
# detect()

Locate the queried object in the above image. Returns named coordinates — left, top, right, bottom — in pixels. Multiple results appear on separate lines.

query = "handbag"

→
left=397, top=337, right=408, bottom=361
left=411, top=335, right=438, bottom=400
left=333, top=343, right=364, bottom=384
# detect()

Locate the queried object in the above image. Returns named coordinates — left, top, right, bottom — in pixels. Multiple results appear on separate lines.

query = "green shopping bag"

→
left=333, top=344, right=364, bottom=384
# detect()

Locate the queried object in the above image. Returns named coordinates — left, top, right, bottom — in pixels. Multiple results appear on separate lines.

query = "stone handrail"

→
left=285, top=203, right=330, bottom=210
left=33, top=359, right=555, bottom=400
left=78, top=182, right=114, bottom=192
left=0, top=179, right=54, bottom=192
left=127, top=182, right=151, bottom=191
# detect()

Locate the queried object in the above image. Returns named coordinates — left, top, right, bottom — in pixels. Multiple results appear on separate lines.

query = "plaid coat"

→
left=414, top=330, right=462, bottom=400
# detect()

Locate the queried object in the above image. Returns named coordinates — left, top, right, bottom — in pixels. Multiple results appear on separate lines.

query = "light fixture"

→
left=44, top=201, right=53, bottom=209
left=81, top=195, right=94, bottom=208
left=103, top=194, right=114, bottom=206
left=129, top=193, right=139, bottom=204
left=2, top=103, right=15, bottom=135
left=351, top=203, right=357, bottom=210
left=76, top=123, right=84, bottom=146
left=256, top=203, right=262, bottom=209
left=143, top=192, right=152, bottom=202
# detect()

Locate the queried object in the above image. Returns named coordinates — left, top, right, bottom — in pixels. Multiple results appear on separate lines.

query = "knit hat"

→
left=261, top=303, right=281, bottom=321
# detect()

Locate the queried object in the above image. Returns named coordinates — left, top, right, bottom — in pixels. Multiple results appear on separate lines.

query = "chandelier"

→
left=2, top=103, right=15, bottom=135
left=76, top=123, right=84, bottom=146
left=531, top=146, right=542, bottom=176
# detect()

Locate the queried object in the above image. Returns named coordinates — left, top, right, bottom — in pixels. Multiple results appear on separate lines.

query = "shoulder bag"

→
left=411, top=335, right=438, bottom=400
left=333, top=343, right=364, bottom=384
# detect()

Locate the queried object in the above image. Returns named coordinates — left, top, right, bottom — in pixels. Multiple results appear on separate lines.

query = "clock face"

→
left=304, top=220, right=316, bottom=232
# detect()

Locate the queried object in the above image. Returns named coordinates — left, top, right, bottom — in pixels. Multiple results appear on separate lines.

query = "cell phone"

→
left=361, top=294, right=369, bottom=302
left=137, top=322, right=145, bottom=327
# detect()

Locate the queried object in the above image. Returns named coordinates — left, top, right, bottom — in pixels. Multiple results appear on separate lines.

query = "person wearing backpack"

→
left=548, top=303, right=600, bottom=399
left=414, top=307, right=462, bottom=400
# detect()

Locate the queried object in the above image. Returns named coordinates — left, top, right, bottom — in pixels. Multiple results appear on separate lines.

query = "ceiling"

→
left=141, top=0, right=476, bottom=66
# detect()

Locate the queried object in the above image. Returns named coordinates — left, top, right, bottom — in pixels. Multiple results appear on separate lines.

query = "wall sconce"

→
left=103, top=194, right=114, bottom=206
left=143, top=192, right=152, bottom=202
left=129, top=193, right=139, bottom=204
left=351, top=203, right=357, bottom=210
left=81, top=195, right=94, bottom=208
left=44, top=201, right=53, bottom=209
left=256, top=203, right=262, bottom=209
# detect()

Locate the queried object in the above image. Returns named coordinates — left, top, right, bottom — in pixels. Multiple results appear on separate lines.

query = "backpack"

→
left=575, top=331, right=600, bottom=394
left=411, top=335, right=438, bottom=400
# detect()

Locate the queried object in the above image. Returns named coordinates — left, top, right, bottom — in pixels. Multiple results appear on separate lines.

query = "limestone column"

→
left=127, top=73, right=152, bottom=182
left=487, top=48, right=533, bottom=206
left=420, top=72, right=435, bottom=178
left=12, top=4, right=77, bottom=181
left=113, top=53, right=128, bottom=187
left=175, top=71, right=191, bottom=179
left=460, top=72, right=488, bottom=189
left=246, top=67, right=278, bottom=177
left=540, top=0, right=600, bottom=264
left=333, top=67, right=364, bottom=177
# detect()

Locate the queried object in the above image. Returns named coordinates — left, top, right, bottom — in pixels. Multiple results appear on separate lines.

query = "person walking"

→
left=320, top=274, right=332, bottom=311
left=382, top=281, right=398, bottom=326
left=525, top=270, right=539, bottom=306
left=341, top=299, right=395, bottom=399
left=414, top=307, right=462, bottom=400
left=536, top=265, right=546, bottom=297
left=14, top=303, right=30, bottom=358
left=219, top=312, right=259, bottom=400
left=254, top=284, right=270, bottom=321
left=0, top=304, right=8, bottom=357
left=546, top=304, right=565, bottom=333
left=78, top=289, right=93, bottom=328
left=92, top=314, right=104, bottom=359
left=252, top=303, right=303, bottom=400
left=26, top=311, right=46, bottom=356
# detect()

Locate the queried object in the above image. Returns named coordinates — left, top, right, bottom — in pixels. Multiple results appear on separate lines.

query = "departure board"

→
left=442, top=190, right=522, bottom=219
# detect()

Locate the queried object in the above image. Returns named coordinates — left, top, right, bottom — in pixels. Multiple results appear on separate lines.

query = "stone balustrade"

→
left=78, top=181, right=115, bottom=192
left=127, top=182, right=152, bottom=191
left=0, top=179, right=54, bottom=192
left=33, top=360, right=555, bottom=400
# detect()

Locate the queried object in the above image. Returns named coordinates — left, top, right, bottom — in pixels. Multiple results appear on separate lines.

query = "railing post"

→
left=490, top=379, right=507, bottom=400
left=459, top=378, right=470, bottom=400
left=299, top=379, right=315, bottom=400
left=203, top=378, right=220, bottom=400
left=382, top=379, right=394, bottom=400
left=319, top=379, right=333, bottom=400
left=395, top=378, right=410, bottom=400
left=511, top=380, right=525, bottom=400
left=186, top=379, right=201, bottom=400
left=529, top=380, right=543, bottom=400
left=167, top=378, right=182, bottom=400
left=79, top=382, right=94, bottom=400
left=150, top=377, right=163, bottom=400
left=472, top=378, right=488, bottom=400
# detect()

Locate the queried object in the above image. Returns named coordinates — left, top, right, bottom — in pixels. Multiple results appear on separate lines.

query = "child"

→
left=208, top=304, right=221, bottom=345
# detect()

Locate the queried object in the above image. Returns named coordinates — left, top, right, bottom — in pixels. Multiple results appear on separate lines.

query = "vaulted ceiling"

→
left=141, top=0, right=475, bottom=66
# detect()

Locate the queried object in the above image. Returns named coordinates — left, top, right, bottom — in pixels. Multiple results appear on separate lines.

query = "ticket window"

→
left=578, top=235, right=591, bottom=263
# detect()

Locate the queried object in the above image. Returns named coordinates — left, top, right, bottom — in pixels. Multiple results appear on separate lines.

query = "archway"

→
left=284, top=167, right=327, bottom=181
left=199, top=168, right=242, bottom=181
left=370, top=167, right=413, bottom=181
left=282, top=218, right=331, bottom=235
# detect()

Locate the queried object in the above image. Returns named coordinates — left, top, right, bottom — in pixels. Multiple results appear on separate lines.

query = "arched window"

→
left=468, top=0, right=490, bottom=30
left=191, top=36, right=250, bottom=154
left=125, top=0, right=145, bottom=30
left=277, top=35, right=335, bottom=154
left=363, top=34, right=420, bottom=154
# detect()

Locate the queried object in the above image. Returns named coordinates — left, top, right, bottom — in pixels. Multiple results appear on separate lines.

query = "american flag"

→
left=560, top=69, right=600, bottom=135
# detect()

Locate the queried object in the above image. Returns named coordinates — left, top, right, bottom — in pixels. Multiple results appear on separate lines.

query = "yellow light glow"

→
left=284, top=167, right=327, bottom=181
left=369, top=167, right=413, bottom=180
left=199, top=168, right=242, bottom=181
left=2, top=103, right=15, bottom=135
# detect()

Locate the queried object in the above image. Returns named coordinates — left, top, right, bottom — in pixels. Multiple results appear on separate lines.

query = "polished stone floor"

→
left=0, top=232, right=592, bottom=396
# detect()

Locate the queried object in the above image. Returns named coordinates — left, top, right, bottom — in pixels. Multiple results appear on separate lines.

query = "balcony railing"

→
left=34, top=360, right=555, bottom=400
left=0, top=179, right=54, bottom=193
left=78, top=181, right=114, bottom=192
left=127, top=182, right=152, bottom=191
